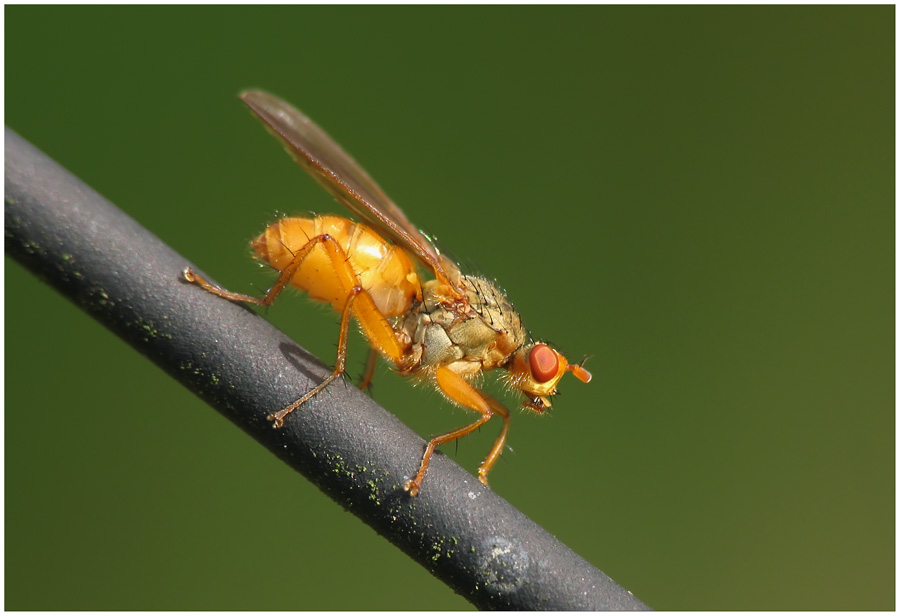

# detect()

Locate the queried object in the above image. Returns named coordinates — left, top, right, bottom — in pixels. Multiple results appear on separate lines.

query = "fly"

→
left=183, top=90, right=592, bottom=496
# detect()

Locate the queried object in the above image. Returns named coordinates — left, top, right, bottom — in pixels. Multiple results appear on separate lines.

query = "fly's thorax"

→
left=402, top=274, right=526, bottom=377
left=251, top=215, right=420, bottom=317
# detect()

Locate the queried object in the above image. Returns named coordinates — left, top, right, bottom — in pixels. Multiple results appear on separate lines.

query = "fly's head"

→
left=505, top=343, right=592, bottom=413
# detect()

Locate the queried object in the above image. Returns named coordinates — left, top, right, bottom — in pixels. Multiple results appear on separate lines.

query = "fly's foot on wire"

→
left=404, top=479, right=421, bottom=497
left=267, top=412, right=287, bottom=428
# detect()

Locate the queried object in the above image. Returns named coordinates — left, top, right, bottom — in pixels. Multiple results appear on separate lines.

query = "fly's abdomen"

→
left=251, top=215, right=420, bottom=316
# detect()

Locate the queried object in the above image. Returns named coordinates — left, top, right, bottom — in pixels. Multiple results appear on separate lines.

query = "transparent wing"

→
left=240, top=90, right=457, bottom=286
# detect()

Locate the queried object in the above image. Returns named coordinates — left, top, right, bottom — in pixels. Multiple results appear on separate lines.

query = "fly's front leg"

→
left=405, top=366, right=512, bottom=497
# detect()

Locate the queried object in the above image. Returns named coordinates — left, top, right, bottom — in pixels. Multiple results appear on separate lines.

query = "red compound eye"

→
left=529, top=344, right=559, bottom=383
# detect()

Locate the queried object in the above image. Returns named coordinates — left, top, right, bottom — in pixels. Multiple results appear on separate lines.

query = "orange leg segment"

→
left=183, top=233, right=410, bottom=427
left=404, top=367, right=511, bottom=497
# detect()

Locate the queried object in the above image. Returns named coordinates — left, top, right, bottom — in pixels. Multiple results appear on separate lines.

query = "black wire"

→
left=4, top=127, right=649, bottom=611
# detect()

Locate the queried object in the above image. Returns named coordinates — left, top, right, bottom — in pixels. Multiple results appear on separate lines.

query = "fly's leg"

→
left=267, top=283, right=358, bottom=427
left=358, top=348, right=379, bottom=391
left=404, top=366, right=511, bottom=497
left=183, top=235, right=321, bottom=307
left=268, top=277, right=409, bottom=427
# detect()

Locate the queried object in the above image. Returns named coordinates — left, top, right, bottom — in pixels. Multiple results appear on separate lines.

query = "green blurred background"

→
left=5, top=6, right=893, bottom=610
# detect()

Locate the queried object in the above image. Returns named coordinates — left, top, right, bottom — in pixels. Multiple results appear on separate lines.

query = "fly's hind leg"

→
left=405, top=366, right=511, bottom=497
left=183, top=234, right=321, bottom=308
